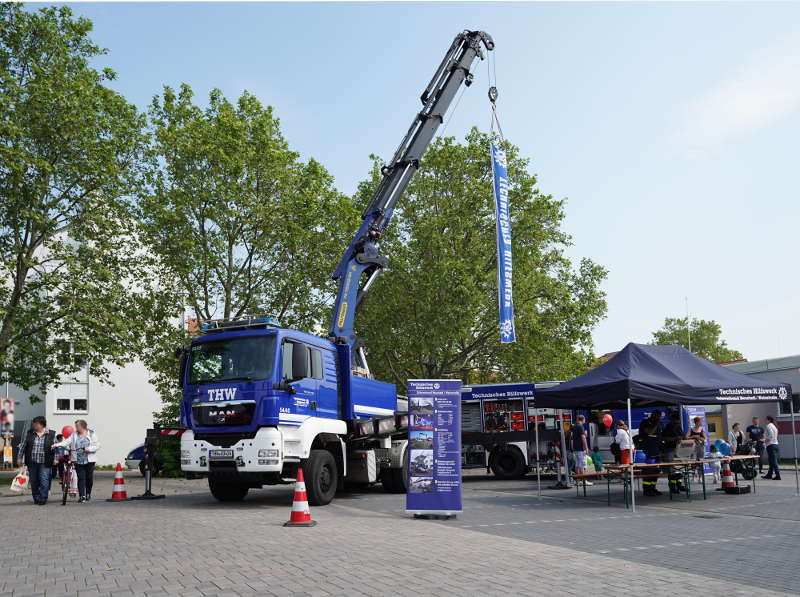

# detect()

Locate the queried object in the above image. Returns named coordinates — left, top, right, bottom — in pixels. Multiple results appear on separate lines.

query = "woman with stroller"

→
left=54, top=420, right=100, bottom=502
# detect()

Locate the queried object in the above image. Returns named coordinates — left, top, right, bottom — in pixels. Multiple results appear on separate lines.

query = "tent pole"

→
left=790, top=397, right=799, bottom=497
left=628, top=397, right=635, bottom=513
left=559, top=409, right=570, bottom=486
left=535, top=406, right=541, bottom=499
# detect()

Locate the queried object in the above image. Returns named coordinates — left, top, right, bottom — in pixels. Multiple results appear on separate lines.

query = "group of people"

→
left=567, top=411, right=782, bottom=496
left=17, top=416, right=100, bottom=505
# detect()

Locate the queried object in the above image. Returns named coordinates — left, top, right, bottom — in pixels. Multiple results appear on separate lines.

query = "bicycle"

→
left=59, top=453, right=78, bottom=505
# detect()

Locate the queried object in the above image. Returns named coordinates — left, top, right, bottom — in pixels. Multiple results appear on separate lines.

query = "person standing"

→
left=17, top=416, right=56, bottom=505
left=686, top=416, right=707, bottom=479
left=55, top=420, right=100, bottom=502
left=615, top=420, right=633, bottom=465
left=661, top=411, right=686, bottom=494
left=763, top=415, right=781, bottom=480
left=661, top=412, right=684, bottom=462
left=640, top=411, right=663, bottom=496
left=746, top=417, right=766, bottom=474
left=571, top=415, right=590, bottom=482
left=728, top=423, right=744, bottom=455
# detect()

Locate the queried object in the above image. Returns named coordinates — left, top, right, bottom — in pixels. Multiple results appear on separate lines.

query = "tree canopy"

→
left=140, top=85, right=357, bottom=421
left=651, top=317, right=744, bottom=363
left=355, top=129, right=607, bottom=390
left=0, top=4, right=180, bottom=396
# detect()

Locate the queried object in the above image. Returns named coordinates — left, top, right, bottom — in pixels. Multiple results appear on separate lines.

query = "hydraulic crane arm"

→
left=329, top=30, right=494, bottom=359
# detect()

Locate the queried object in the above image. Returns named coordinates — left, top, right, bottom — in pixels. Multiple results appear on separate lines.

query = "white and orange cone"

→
left=284, top=468, right=316, bottom=527
left=721, top=459, right=735, bottom=490
left=106, top=462, right=130, bottom=501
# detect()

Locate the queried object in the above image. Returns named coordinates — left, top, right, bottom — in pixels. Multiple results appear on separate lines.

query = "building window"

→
left=55, top=341, right=89, bottom=383
left=778, top=393, right=800, bottom=416
left=55, top=397, right=89, bottom=413
left=53, top=382, right=88, bottom=414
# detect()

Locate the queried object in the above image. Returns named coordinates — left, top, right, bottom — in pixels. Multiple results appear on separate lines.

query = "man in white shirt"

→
left=762, top=415, right=781, bottom=480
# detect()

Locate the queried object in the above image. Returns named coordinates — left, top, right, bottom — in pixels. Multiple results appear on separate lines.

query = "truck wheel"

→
left=490, top=446, right=526, bottom=479
left=305, top=449, right=338, bottom=506
left=208, top=477, right=249, bottom=502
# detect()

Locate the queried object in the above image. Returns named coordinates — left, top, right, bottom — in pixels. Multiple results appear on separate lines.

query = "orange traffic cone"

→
left=721, top=459, right=735, bottom=491
left=284, top=468, right=316, bottom=527
left=106, top=462, right=130, bottom=501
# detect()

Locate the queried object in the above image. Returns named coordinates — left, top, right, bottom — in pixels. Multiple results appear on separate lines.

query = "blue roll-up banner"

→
left=406, top=379, right=462, bottom=517
left=683, top=405, right=712, bottom=474
left=491, top=142, right=516, bottom=343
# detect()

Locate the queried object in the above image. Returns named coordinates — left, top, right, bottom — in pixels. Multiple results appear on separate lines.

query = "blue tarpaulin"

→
left=535, top=343, right=792, bottom=408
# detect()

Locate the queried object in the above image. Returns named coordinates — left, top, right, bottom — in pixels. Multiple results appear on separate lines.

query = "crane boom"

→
left=329, top=30, right=494, bottom=360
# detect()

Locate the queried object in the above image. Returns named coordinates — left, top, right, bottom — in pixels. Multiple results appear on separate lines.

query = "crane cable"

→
left=488, top=49, right=505, bottom=143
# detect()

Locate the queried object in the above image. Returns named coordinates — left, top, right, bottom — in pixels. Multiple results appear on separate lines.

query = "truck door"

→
left=281, top=341, right=318, bottom=417
left=314, top=348, right=339, bottom=419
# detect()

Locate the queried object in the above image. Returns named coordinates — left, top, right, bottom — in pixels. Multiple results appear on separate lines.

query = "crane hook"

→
left=488, top=86, right=498, bottom=104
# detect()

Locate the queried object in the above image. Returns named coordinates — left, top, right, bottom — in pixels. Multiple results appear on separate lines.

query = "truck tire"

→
left=208, top=477, right=249, bottom=502
left=305, top=449, right=338, bottom=506
left=490, top=445, right=526, bottom=480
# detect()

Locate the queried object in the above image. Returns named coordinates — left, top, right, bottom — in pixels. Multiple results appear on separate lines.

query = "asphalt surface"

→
left=2, top=469, right=799, bottom=596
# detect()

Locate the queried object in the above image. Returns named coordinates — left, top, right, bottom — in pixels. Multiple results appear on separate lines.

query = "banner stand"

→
left=405, top=379, right=462, bottom=519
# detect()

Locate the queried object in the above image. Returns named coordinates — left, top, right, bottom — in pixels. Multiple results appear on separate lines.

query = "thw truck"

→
left=178, top=31, right=495, bottom=505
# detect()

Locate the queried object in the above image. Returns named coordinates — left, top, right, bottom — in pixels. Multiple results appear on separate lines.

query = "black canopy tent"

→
left=532, top=343, right=797, bottom=509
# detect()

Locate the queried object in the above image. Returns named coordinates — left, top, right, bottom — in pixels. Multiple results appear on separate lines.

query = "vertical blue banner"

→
left=406, top=379, right=462, bottom=516
left=491, top=142, right=516, bottom=343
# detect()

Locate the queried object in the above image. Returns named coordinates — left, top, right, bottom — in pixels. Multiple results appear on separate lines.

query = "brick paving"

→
left=2, top=471, right=799, bottom=596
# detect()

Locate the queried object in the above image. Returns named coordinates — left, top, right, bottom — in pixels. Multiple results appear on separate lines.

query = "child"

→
left=591, top=446, right=604, bottom=473
left=707, top=444, right=722, bottom=484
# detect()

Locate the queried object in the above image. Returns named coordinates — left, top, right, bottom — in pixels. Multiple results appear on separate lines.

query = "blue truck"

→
left=178, top=31, right=495, bottom=505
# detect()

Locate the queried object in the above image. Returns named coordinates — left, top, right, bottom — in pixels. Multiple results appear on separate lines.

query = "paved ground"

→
left=2, top=469, right=799, bottom=596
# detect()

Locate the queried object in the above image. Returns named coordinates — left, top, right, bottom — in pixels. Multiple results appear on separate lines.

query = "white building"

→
left=724, top=355, right=800, bottom=457
left=7, top=353, right=162, bottom=466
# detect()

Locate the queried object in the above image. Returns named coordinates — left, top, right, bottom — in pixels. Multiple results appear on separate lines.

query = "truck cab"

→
left=179, top=317, right=405, bottom=505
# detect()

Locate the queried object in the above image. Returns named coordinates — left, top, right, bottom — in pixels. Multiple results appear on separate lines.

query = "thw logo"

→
left=207, top=387, right=237, bottom=402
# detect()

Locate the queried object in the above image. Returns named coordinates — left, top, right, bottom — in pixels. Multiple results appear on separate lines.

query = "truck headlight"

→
left=258, top=449, right=279, bottom=458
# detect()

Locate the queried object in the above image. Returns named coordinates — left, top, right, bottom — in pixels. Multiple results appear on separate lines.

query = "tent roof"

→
left=535, top=343, right=792, bottom=409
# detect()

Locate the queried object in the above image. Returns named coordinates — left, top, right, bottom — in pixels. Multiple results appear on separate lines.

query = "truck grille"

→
left=192, top=402, right=255, bottom=427
left=194, top=432, right=258, bottom=447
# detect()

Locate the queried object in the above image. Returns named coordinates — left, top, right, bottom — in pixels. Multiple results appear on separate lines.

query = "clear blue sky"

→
left=57, top=1, right=800, bottom=361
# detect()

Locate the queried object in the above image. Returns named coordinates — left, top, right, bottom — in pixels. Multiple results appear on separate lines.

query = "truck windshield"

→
left=188, top=336, right=276, bottom=385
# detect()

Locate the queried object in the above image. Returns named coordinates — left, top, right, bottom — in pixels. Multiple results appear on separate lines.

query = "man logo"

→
left=778, top=386, right=788, bottom=400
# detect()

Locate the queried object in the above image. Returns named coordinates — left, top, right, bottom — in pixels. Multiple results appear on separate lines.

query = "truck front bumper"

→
left=180, top=427, right=284, bottom=473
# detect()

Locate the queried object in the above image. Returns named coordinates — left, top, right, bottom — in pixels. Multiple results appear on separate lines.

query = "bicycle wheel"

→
left=61, top=467, right=69, bottom=505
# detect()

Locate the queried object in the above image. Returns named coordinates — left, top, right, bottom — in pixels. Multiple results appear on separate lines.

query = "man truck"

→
left=178, top=31, right=495, bottom=505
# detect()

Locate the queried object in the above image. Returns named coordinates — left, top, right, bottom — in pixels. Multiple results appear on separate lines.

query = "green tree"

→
left=0, top=5, right=180, bottom=397
left=355, top=129, right=607, bottom=390
left=651, top=317, right=744, bottom=363
left=141, top=84, right=357, bottom=421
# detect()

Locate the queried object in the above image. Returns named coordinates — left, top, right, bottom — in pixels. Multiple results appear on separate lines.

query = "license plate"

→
left=209, top=449, right=234, bottom=459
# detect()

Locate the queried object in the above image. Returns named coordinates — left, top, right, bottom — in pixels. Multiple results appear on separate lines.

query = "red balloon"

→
left=602, top=414, right=613, bottom=428
left=61, top=425, right=74, bottom=439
